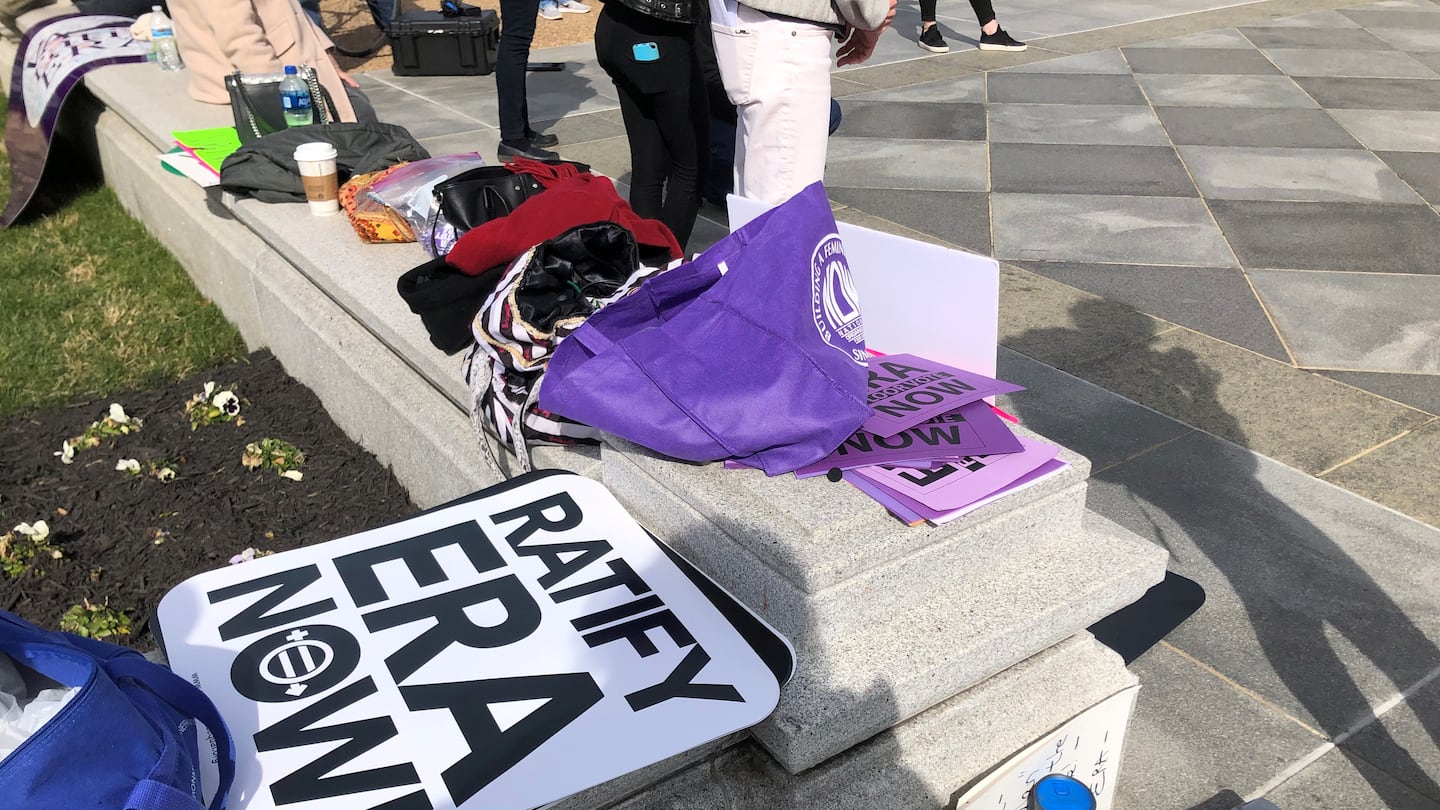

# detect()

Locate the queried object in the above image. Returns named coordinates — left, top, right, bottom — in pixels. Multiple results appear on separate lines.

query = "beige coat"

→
left=168, top=0, right=357, bottom=122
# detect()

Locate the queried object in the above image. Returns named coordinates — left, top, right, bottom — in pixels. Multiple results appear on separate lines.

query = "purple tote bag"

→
left=540, top=181, right=873, bottom=475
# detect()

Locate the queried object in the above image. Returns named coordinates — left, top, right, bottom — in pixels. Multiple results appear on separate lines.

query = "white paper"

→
left=159, top=152, right=221, bottom=188
left=955, top=685, right=1140, bottom=810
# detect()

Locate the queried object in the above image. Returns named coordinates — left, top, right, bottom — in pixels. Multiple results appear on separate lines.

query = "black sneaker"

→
left=525, top=130, right=559, bottom=148
left=917, top=24, right=949, bottom=53
left=979, top=27, right=1027, bottom=51
left=498, top=140, right=560, bottom=161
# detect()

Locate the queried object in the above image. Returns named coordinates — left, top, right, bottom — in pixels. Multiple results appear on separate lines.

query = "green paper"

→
left=172, top=127, right=243, bottom=174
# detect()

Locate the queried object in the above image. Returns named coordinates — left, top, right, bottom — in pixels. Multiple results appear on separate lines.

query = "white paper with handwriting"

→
left=955, top=685, right=1140, bottom=810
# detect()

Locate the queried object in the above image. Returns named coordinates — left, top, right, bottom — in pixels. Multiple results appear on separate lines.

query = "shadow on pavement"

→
left=1004, top=297, right=1440, bottom=807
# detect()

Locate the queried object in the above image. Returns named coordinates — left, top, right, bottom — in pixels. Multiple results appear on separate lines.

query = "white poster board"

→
left=158, top=471, right=793, bottom=810
left=727, top=193, right=1001, bottom=377
left=954, top=685, right=1140, bottom=810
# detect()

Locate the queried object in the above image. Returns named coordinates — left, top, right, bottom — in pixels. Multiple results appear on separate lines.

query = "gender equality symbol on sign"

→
left=156, top=471, right=794, bottom=810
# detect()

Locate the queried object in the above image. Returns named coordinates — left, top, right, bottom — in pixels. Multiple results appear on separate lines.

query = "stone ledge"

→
left=602, top=634, right=1138, bottom=810
left=605, top=429, right=1093, bottom=595
left=605, top=448, right=1167, bottom=774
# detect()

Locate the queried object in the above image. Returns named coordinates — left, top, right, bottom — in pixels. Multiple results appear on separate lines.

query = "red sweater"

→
left=445, top=172, right=682, bottom=275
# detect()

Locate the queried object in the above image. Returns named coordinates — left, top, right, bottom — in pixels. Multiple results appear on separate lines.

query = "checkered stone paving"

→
left=828, top=1, right=1440, bottom=374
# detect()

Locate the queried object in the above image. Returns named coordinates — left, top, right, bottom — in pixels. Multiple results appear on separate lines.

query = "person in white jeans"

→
left=709, top=0, right=894, bottom=205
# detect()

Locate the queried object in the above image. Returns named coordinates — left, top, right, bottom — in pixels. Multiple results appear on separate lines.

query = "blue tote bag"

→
left=0, top=609, right=236, bottom=810
left=540, top=181, right=873, bottom=475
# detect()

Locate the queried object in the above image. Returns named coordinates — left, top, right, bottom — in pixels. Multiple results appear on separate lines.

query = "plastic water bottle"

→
left=279, top=66, right=314, bottom=128
left=150, top=6, right=184, bottom=72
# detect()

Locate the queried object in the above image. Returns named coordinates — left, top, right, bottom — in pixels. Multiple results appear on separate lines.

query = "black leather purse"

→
left=426, top=160, right=592, bottom=252
left=433, top=165, right=547, bottom=235
left=225, top=66, right=339, bottom=143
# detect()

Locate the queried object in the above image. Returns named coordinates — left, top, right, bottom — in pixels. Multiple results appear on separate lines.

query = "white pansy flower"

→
left=108, top=403, right=130, bottom=424
left=156, top=468, right=177, bottom=483
left=212, top=390, right=240, bottom=416
left=55, top=440, right=75, bottom=464
left=115, top=458, right=141, bottom=474
left=280, top=470, right=304, bottom=482
left=13, top=521, right=49, bottom=540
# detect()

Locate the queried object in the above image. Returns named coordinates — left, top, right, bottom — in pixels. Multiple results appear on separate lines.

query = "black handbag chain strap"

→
left=302, top=66, right=339, bottom=123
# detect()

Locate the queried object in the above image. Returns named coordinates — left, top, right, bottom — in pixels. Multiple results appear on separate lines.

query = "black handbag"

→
left=225, top=66, right=339, bottom=144
left=426, top=159, right=592, bottom=250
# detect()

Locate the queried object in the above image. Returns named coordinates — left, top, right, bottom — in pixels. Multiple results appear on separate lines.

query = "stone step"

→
left=560, top=633, right=1138, bottom=810
left=605, top=448, right=1167, bottom=774
left=604, top=427, right=1091, bottom=597
left=601, top=437, right=1089, bottom=642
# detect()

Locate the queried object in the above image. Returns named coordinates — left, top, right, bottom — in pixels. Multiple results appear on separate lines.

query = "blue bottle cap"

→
left=284, top=65, right=298, bottom=74
left=1028, top=774, right=1097, bottom=810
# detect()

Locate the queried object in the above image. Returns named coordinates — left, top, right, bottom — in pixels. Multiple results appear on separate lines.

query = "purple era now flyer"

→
left=792, top=401, right=1024, bottom=479
left=862, top=354, right=1025, bottom=438
left=847, top=459, right=1069, bottom=525
left=850, top=436, right=1060, bottom=513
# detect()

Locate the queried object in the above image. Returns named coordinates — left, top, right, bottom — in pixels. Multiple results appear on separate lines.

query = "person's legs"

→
left=917, top=0, right=948, bottom=53
left=496, top=0, right=539, bottom=143
left=724, top=5, right=832, bottom=205
left=614, top=82, right=669, bottom=225
left=646, top=63, right=707, bottom=246
left=367, top=0, right=395, bottom=29
left=968, top=0, right=996, bottom=29
left=969, top=0, right=1025, bottom=49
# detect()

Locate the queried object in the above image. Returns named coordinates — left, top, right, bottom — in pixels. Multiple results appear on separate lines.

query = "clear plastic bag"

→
left=365, top=153, right=489, bottom=256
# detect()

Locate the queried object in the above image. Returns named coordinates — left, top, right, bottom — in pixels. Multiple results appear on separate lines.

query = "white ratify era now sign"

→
left=158, top=472, right=792, bottom=810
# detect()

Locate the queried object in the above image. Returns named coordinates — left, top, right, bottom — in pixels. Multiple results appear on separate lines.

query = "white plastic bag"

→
left=0, top=653, right=78, bottom=764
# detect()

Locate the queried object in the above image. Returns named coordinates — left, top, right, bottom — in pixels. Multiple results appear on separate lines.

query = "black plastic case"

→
left=388, top=9, right=501, bottom=76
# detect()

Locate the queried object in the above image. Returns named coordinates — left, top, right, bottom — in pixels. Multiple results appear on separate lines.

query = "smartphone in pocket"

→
left=632, top=42, right=660, bottom=62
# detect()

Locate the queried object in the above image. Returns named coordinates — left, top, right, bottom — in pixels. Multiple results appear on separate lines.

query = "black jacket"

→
left=607, top=0, right=699, bottom=25
left=219, top=123, right=429, bottom=204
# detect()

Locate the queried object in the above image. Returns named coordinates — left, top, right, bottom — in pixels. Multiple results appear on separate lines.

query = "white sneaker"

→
left=538, top=0, right=563, bottom=19
left=559, top=0, right=592, bottom=12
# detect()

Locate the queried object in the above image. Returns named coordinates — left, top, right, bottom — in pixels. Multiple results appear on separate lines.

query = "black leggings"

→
left=920, top=0, right=995, bottom=25
left=595, top=4, right=708, bottom=247
left=497, top=0, right=539, bottom=141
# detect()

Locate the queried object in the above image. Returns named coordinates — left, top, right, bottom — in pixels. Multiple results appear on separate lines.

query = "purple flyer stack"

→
left=779, top=353, right=1067, bottom=525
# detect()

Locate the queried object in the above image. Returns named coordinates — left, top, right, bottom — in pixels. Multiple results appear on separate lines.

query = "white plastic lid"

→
left=292, top=142, right=338, bottom=162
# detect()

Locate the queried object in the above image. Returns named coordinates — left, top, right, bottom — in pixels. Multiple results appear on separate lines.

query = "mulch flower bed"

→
left=0, top=350, right=417, bottom=647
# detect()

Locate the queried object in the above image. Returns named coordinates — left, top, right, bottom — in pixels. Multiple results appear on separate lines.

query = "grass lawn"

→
left=0, top=95, right=244, bottom=421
